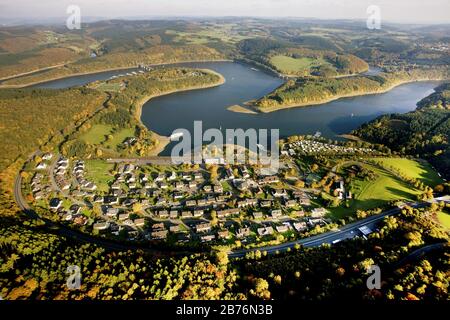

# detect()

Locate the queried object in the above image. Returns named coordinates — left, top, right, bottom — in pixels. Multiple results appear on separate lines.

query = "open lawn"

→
left=329, top=163, right=420, bottom=219
left=84, top=160, right=115, bottom=193
left=80, top=124, right=112, bottom=145
left=103, top=128, right=135, bottom=150
left=94, top=82, right=123, bottom=92
left=270, top=55, right=328, bottom=74
left=371, top=157, right=443, bottom=187
left=437, top=211, right=450, bottom=230
left=166, top=26, right=250, bottom=44
left=80, top=125, right=134, bottom=151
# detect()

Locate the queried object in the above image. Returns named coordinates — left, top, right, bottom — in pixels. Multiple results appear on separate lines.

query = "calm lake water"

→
left=140, top=62, right=438, bottom=154
left=30, top=61, right=439, bottom=155
left=29, top=68, right=140, bottom=89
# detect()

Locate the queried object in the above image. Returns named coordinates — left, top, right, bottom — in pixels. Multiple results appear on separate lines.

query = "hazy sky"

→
left=1, top=0, right=449, bottom=24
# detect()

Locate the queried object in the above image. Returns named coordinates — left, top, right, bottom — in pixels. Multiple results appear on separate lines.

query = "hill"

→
left=353, top=83, right=450, bottom=180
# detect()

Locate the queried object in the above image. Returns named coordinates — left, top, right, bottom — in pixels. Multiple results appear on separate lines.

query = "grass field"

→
left=84, top=160, right=115, bottom=193
left=80, top=124, right=112, bottom=145
left=94, top=82, right=123, bottom=92
left=329, top=163, right=420, bottom=219
left=166, top=26, right=250, bottom=44
left=80, top=125, right=134, bottom=151
left=371, top=158, right=443, bottom=187
left=437, top=211, right=450, bottom=230
left=270, top=55, right=328, bottom=74
left=104, top=128, right=135, bottom=150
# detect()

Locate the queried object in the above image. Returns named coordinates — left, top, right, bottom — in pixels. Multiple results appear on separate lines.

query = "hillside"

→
left=253, top=67, right=450, bottom=111
left=353, top=83, right=450, bottom=179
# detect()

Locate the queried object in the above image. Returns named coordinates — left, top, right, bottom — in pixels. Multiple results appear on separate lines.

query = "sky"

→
left=0, top=0, right=449, bottom=24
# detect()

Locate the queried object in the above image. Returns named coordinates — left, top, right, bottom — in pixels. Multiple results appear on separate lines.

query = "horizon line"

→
left=1, top=15, right=450, bottom=26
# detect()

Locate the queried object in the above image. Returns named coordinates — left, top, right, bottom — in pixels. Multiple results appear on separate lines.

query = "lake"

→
left=140, top=62, right=438, bottom=154
left=29, top=61, right=439, bottom=155
left=29, top=68, right=140, bottom=89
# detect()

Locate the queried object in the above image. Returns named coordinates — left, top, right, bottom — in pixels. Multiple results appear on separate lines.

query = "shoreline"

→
left=0, top=59, right=233, bottom=89
left=251, top=77, right=446, bottom=113
left=337, top=134, right=363, bottom=141
left=227, top=104, right=258, bottom=114
left=133, top=69, right=226, bottom=156
left=0, top=63, right=69, bottom=82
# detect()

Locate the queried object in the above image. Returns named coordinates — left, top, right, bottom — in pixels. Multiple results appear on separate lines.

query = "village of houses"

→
left=25, top=138, right=368, bottom=247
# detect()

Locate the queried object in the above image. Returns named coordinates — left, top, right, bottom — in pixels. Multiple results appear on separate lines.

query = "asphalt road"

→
left=228, top=203, right=428, bottom=258
left=393, top=242, right=447, bottom=269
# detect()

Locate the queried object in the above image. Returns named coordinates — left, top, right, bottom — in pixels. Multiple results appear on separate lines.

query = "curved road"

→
left=229, top=205, right=420, bottom=258
left=393, top=242, right=447, bottom=269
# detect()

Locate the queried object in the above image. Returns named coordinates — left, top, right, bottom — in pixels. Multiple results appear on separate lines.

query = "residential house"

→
left=236, top=227, right=251, bottom=238
left=193, top=210, right=204, bottom=218
left=217, top=208, right=240, bottom=219
left=194, top=172, right=203, bottom=180
left=260, top=200, right=272, bottom=208
left=276, top=225, right=289, bottom=233
left=258, top=176, right=279, bottom=186
left=106, top=207, right=119, bottom=218
left=93, top=221, right=110, bottom=231
left=200, top=234, right=215, bottom=242
left=152, top=222, right=165, bottom=230
left=36, top=162, right=47, bottom=170
left=237, top=198, right=258, bottom=208
left=196, top=223, right=211, bottom=233
left=123, top=164, right=135, bottom=174
left=273, top=189, right=287, bottom=197
left=271, top=209, right=282, bottom=219
left=217, top=230, right=230, bottom=239
left=49, top=198, right=62, bottom=210
left=156, top=210, right=169, bottom=219
left=70, top=204, right=81, bottom=215
left=284, top=200, right=297, bottom=208
left=168, top=171, right=177, bottom=181
left=134, top=218, right=145, bottom=227
left=257, top=226, right=274, bottom=236
left=185, top=200, right=196, bottom=207
left=181, top=211, right=193, bottom=219
left=151, top=230, right=168, bottom=240
left=42, top=153, right=53, bottom=160
left=311, top=207, right=327, bottom=218
left=155, top=173, right=165, bottom=182
left=253, top=211, right=263, bottom=219
left=293, top=222, right=307, bottom=232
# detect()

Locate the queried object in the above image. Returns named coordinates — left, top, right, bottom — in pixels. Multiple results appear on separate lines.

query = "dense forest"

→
left=1, top=203, right=448, bottom=300
left=353, top=83, right=450, bottom=179
left=0, top=218, right=243, bottom=300
left=417, top=83, right=450, bottom=110
left=0, top=88, right=107, bottom=171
